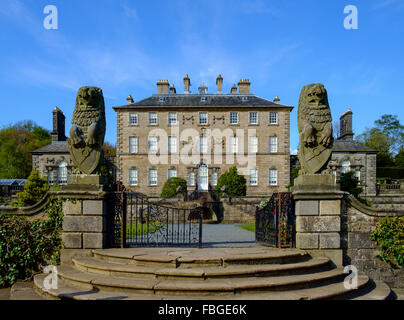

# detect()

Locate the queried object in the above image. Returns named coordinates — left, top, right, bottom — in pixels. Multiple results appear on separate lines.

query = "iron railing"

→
left=255, top=192, right=295, bottom=248
left=107, top=190, right=203, bottom=248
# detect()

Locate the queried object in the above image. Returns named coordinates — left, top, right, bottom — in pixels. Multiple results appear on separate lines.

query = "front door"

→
left=198, top=164, right=209, bottom=191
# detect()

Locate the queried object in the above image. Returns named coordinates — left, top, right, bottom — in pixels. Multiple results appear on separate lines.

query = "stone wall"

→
left=342, top=195, right=404, bottom=288
left=364, top=195, right=404, bottom=211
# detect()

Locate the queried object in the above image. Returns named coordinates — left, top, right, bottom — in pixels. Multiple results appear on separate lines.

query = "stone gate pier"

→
left=292, top=174, right=345, bottom=266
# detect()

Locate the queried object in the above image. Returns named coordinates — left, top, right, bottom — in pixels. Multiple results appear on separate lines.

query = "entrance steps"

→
left=33, top=248, right=393, bottom=300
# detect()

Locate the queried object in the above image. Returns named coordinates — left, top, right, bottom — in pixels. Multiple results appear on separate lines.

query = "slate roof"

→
left=0, top=179, right=27, bottom=186
left=113, top=94, right=293, bottom=109
left=32, top=141, right=69, bottom=154
left=333, top=139, right=377, bottom=153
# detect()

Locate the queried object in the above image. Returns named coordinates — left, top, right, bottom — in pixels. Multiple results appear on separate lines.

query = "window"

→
left=168, top=137, right=177, bottom=153
left=354, top=170, right=361, bottom=181
left=200, top=136, right=208, bottom=153
left=129, top=113, right=138, bottom=125
left=269, top=112, right=278, bottom=124
left=230, top=112, right=239, bottom=124
left=269, top=169, right=278, bottom=185
left=249, top=136, right=258, bottom=153
left=149, top=112, right=158, bottom=125
left=199, top=112, right=208, bottom=125
left=168, top=169, right=177, bottom=179
left=229, top=136, right=238, bottom=153
left=189, top=172, right=195, bottom=186
left=129, top=136, right=138, bottom=153
left=341, top=160, right=350, bottom=174
left=129, top=168, right=138, bottom=186
left=47, top=170, right=54, bottom=185
left=148, top=169, right=158, bottom=186
left=211, top=171, right=217, bottom=186
left=148, top=136, right=158, bottom=154
left=269, top=136, right=278, bottom=153
left=58, top=161, right=68, bottom=185
left=201, top=96, right=207, bottom=102
left=249, top=112, right=258, bottom=125
left=249, top=168, right=258, bottom=186
left=168, top=112, right=177, bottom=125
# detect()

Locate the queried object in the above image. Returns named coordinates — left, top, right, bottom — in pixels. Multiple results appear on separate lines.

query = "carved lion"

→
left=68, top=86, right=106, bottom=174
left=298, top=83, right=333, bottom=174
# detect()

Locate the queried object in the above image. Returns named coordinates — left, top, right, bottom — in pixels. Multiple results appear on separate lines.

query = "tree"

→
left=215, top=167, right=246, bottom=198
left=0, top=121, right=51, bottom=179
left=161, top=177, right=187, bottom=199
left=339, top=171, right=363, bottom=199
left=11, top=170, right=49, bottom=207
left=374, top=114, right=404, bottom=155
left=394, top=148, right=404, bottom=168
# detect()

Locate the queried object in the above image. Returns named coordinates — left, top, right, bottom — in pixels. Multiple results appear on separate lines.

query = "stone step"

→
left=349, top=280, right=393, bottom=300
left=55, top=264, right=348, bottom=296
left=33, top=273, right=373, bottom=300
left=72, top=256, right=331, bottom=280
left=92, top=248, right=309, bottom=268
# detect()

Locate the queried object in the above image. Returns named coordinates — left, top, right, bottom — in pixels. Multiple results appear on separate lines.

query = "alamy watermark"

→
left=343, top=265, right=358, bottom=290
left=43, top=265, right=58, bottom=290
left=43, top=5, right=58, bottom=30
left=344, top=5, right=358, bottom=30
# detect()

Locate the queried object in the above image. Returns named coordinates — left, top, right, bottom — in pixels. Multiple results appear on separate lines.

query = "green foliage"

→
left=339, top=171, right=363, bottom=198
left=394, top=148, right=404, bottom=168
left=236, top=224, right=255, bottom=232
left=370, top=217, right=404, bottom=268
left=0, top=120, right=51, bottom=179
left=259, top=198, right=270, bottom=209
left=215, top=166, right=246, bottom=198
left=0, top=198, right=64, bottom=288
left=376, top=167, right=404, bottom=180
left=11, top=170, right=49, bottom=207
left=288, top=166, right=300, bottom=188
left=161, top=177, right=187, bottom=198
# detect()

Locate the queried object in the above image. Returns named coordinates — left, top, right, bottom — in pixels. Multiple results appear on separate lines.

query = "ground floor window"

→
left=269, top=169, right=277, bottom=186
left=189, top=171, right=195, bottom=186
left=129, top=168, right=138, bottom=186
left=58, top=162, right=68, bottom=185
left=168, top=169, right=177, bottom=179
left=148, top=169, right=158, bottom=186
left=249, top=168, right=258, bottom=186
left=47, top=170, right=54, bottom=185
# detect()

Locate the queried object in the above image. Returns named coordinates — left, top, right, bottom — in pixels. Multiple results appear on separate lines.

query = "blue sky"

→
left=0, top=0, right=403, bottom=153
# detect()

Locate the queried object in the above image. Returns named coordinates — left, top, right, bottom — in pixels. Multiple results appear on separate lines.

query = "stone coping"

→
left=346, top=194, right=404, bottom=217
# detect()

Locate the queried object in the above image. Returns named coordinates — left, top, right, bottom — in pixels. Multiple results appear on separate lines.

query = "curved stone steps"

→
left=72, top=256, right=331, bottom=280
left=348, top=280, right=392, bottom=300
left=54, top=264, right=349, bottom=296
left=33, top=273, right=371, bottom=300
left=92, top=248, right=309, bottom=268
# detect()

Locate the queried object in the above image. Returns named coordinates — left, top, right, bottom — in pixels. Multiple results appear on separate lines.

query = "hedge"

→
left=376, top=167, right=404, bottom=180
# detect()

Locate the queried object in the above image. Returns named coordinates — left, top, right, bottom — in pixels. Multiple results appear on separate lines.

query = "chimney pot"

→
left=230, top=84, right=237, bottom=94
left=170, top=84, right=176, bottom=94
left=52, top=107, right=66, bottom=142
left=127, top=95, right=134, bottom=104
left=273, top=96, right=280, bottom=104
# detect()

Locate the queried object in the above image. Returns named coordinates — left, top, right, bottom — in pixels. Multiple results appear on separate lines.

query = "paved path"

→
left=202, top=223, right=259, bottom=248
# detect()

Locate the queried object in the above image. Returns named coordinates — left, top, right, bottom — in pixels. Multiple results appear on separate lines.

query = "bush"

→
left=215, top=166, right=246, bottom=198
left=377, top=167, right=404, bottom=180
left=259, top=198, right=270, bottom=209
left=339, top=171, right=363, bottom=198
left=11, top=170, right=49, bottom=207
left=161, top=177, right=187, bottom=198
left=0, top=198, right=64, bottom=288
left=370, top=217, right=404, bottom=268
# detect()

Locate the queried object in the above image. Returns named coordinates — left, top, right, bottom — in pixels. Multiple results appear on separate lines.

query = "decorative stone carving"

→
left=68, top=86, right=106, bottom=175
left=298, top=84, right=333, bottom=174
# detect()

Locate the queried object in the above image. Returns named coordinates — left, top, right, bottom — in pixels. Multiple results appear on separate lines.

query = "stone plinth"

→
left=292, top=174, right=345, bottom=266
left=60, top=175, right=108, bottom=264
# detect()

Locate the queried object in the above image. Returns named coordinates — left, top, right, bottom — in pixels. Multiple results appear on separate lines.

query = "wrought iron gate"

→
left=255, top=192, right=295, bottom=248
left=107, top=190, right=203, bottom=248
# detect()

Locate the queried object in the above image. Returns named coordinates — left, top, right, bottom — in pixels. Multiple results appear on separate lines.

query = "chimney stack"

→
left=273, top=96, right=280, bottom=104
left=157, top=80, right=169, bottom=94
left=184, top=74, right=191, bottom=93
left=216, top=74, right=223, bottom=93
left=170, top=84, right=176, bottom=94
left=238, top=79, right=251, bottom=94
left=339, top=109, right=354, bottom=140
left=52, top=107, right=66, bottom=142
left=230, top=84, right=237, bottom=94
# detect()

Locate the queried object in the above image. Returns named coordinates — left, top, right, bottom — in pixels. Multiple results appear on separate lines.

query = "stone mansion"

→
left=113, top=75, right=293, bottom=198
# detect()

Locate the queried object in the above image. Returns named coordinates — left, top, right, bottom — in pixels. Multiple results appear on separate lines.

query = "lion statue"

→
left=297, top=83, right=333, bottom=174
left=68, top=86, right=106, bottom=175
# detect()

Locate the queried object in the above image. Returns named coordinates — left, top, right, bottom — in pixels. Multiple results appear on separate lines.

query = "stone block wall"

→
left=342, top=195, right=404, bottom=288
left=62, top=198, right=107, bottom=250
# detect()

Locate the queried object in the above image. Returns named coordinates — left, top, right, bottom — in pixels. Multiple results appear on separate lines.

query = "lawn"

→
left=236, top=224, right=255, bottom=232
left=126, top=223, right=165, bottom=237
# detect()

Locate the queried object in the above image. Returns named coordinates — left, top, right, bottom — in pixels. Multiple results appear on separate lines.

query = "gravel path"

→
left=202, top=223, right=260, bottom=248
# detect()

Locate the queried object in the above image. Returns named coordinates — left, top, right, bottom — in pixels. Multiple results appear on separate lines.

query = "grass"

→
left=236, top=224, right=255, bottom=232
left=126, top=223, right=165, bottom=237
